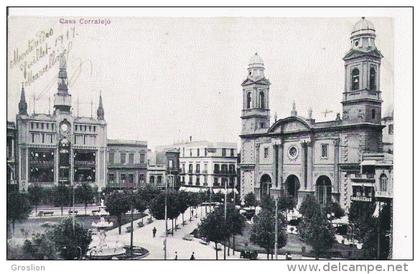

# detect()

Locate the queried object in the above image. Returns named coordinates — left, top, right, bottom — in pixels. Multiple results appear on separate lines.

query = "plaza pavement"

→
left=89, top=205, right=292, bottom=260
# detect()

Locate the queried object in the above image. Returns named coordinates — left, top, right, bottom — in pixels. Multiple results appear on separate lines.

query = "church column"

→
left=278, top=142, right=284, bottom=196
left=255, top=142, right=260, bottom=198
left=300, top=139, right=308, bottom=190
left=334, top=139, right=340, bottom=197
left=307, top=140, right=313, bottom=191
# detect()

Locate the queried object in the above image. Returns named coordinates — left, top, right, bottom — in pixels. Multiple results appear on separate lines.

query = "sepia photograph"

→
left=3, top=5, right=414, bottom=269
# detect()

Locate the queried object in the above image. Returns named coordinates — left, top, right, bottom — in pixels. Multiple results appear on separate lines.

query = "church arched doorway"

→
left=260, top=174, right=272, bottom=198
left=316, top=176, right=332, bottom=206
left=285, top=175, right=300, bottom=202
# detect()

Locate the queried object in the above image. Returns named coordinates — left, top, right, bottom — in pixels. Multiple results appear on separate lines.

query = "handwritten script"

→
left=9, top=26, right=78, bottom=87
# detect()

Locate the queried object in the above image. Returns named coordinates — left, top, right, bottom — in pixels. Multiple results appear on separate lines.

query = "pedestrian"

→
left=174, top=251, right=178, bottom=260
left=286, top=252, right=292, bottom=260
left=152, top=227, right=157, bottom=238
left=190, top=252, right=195, bottom=260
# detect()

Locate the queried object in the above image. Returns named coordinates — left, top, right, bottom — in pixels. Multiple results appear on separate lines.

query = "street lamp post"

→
left=164, top=175, right=169, bottom=260
left=129, top=187, right=134, bottom=256
left=223, top=179, right=227, bottom=260
left=274, top=197, right=279, bottom=260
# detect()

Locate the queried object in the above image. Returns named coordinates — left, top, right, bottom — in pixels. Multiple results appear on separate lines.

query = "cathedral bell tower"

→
left=241, top=53, right=271, bottom=134
left=342, top=17, right=383, bottom=124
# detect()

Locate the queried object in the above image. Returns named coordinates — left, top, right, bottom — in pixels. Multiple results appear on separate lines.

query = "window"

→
left=214, top=177, right=219, bottom=187
left=139, top=174, right=145, bottom=184
left=168, top=159, right=174, bottom=169
left=189, top=149, right=192, bottom=157
left=196, top=176, right=200, bottom=186
left=259, top=91, right=265, bottom=108
left=31, top=123, right=34, bottom=129
left=109, top=152, right=114, bottom=164
left=214, top=164, right=220, bottom=174
left=196, top=164, right=200, bottom=173
left=264, top=147, right=269, bottom=158
left=204, top=176, right=208, bottom=186
left=188, top=176, right=192, bottom=185
left=204, top=163, right=208, bottom=173
left=388, top=124, right=394, bottom=135
left=140, top=153, right=145, bottom=163
left=50, top=134, right=53, bottom=143
left=321, top=144, right=329, bottom=158
left=182, top=163, right=185, bottom=173
left=31, top=133, right=35, bottom=143
left=260, top=122, right=265, bottom=128
left=197, top=148, right=200, bottom=157
left=41, top=133, right=45, bottom=143
left=246, top=92, right=252, bottom=109
left=205, top=148, right=208, bottom=156
left=128, top=153, right=134, bottom=164
left=369, top=66, right=377, bottom=90
left=108, top=174, right=115, bottom=185
left=380, top=175, right=388, bottom=192
left=41, top=123, right=44, bottom=130
left=150, top=176, right=155, bottom=184
left=189, top=164, right=193, bottom=173
left=157, top=176, right=162, bottom=184
left=351, top=68, right=360, bottom=90
left=222, top=148, right=226, bottom=157
left=230, top=148, right=234, bottom=157
left=83, top=135, right=86, bottom=145
left=120, top=152, right=126, bottom=164
left=371, top=109, right=376, bottom=119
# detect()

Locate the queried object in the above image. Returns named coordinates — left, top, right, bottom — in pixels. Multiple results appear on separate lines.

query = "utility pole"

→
left=274, top=197, right=278, bottom=260
left=224, top=179, right=227, bottom=260
left=130, top=189, right=134, bottom=256
left=164, top=176, right=168, bottom=260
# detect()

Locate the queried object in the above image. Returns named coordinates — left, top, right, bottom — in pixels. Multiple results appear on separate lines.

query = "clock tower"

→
left=54, top=53, right=72, bottom=114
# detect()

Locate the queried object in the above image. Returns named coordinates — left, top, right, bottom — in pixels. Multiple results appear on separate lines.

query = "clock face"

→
left=61, top=123, right=68, bottom=132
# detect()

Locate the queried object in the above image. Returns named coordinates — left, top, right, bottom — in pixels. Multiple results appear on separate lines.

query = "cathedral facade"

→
left=239, top=18, right=385, bottom=211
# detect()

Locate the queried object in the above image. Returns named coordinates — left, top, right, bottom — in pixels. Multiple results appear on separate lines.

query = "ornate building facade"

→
left=239, top=18, right=388, bottom=211
left=15, top=54, right=107, bottom=191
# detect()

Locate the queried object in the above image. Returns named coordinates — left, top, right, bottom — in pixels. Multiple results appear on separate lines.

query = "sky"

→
left=7, top=16, right=394, bottom=149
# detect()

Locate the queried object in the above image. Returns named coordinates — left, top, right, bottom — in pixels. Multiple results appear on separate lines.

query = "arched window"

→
left=371, top=109, right=376, bottom=119
left=351, top=68, right=360, bottom=90
left=380, top=174, right=388, bottom=192
left=370, top=66, right=377, bottom=90
left=246, top=92, right=252, bottom=109
left=259, top=91, right=265, bottom=109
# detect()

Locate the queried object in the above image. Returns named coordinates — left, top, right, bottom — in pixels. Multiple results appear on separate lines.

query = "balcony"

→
left=349, top=173, right=375, bottom=182
left=351, top=196, right=373, bottom=202
left=29, top=160, right=54, bottom=167
left=74, top=160, right=96, bottom=166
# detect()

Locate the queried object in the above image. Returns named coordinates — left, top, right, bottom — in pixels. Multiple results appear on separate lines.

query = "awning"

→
left=179, top=186, right=206, bottom=193
left=361, top=160, right=377, bottom=166
left=212, top=188, right=239, bottom=194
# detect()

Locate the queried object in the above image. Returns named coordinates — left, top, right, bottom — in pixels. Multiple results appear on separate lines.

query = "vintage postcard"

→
left=3, top=5, right=414, bottom=272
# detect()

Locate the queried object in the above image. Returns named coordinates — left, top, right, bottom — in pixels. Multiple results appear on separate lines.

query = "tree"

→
left=298, top=195, right=335, bottom=258
left=325, top=202, right=345, bottom=219
left=299, top=194, right=319, bottom=219
left=149, top=191, right=180, bottom=233
left=7, top=191, right=32, bottom=235
left=244, top=192, right=257, bottom=208
left=223, top=203, right=246, bottom=253
left=23, top=233, right=57, bottom=259
left=349, top=201, right=391, bottom=259
left=75, top=183, right=95, bottom=215
left=133, top=190, right=148, bottom=223
left=260, top=194, right=275, bottom=212
left=49, top=218, right=92, bottom=259
left=198, top=208, right=229, bottom=260
left=28, top=185, right=44, bottom=216
left=177, top=191, right=190, bottom=225
left=53, top=184, right=71, bottom=216
left=105, top=191, right=130, bottom=234
left=250, top=208, right=288, bottom=259
left=349, top=201, right=376, bottom=240
left=277, top=196, right=295, bottom=212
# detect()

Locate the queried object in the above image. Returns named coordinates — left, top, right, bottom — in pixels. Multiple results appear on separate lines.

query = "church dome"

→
left=249, top=52, right=264, bottom=67
left=352, top=17, right=375, bottom=36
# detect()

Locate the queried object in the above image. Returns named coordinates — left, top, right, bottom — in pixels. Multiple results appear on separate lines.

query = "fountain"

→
left=88, top=217, right=126, bottom=259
